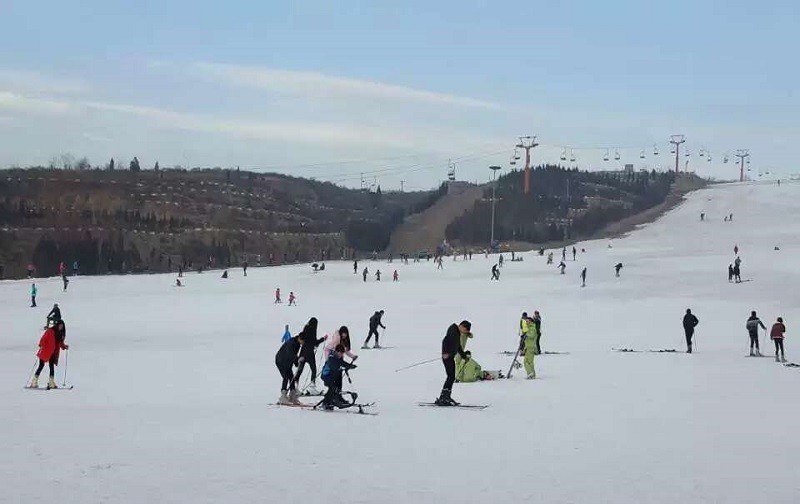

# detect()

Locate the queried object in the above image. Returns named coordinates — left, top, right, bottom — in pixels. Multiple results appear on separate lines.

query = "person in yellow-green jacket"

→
left=521, top=314, right=538, bottom=379
left=456, top=351, right=483, bottom=382
left=454, top=327, right=474, bottom=375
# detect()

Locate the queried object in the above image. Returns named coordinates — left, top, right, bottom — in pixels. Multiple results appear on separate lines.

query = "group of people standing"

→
left=682, top=308, right=788, bottom=361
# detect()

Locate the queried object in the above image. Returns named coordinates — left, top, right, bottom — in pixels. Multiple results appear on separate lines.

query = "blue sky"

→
left=1, top=0, right=797, bottom=189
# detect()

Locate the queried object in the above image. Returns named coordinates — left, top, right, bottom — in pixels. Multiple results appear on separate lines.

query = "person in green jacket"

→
left=454, top=327, right=474, bottom=373
left=456, top=351, right=483, bottom=382
left=522, top=316, right=538, bottom=379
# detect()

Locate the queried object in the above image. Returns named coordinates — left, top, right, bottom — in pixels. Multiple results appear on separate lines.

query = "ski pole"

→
left=62, top=348, right=69, bottom=387
left=394, top=357, right=439, bottom=372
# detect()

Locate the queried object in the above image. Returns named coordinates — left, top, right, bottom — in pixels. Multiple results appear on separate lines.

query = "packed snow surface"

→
left=2, top=181, right=799, bottom=503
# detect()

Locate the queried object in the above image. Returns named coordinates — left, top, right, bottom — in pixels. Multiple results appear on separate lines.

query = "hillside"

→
left=0, top=167, right=434, bottom=278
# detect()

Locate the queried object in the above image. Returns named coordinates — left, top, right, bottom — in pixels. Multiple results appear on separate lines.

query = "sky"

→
left=0, top=0, right=798, bottom=190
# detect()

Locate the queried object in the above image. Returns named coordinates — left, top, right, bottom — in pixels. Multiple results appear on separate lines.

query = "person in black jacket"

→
left=746, top=311, right=767, bottom=356
left=319, top=344, right=357, bottom=410
left=682, top=309, right=699, bottom=353
left=363, top=310, right=385, bottom=349
left=293, top=317, right=326, bottom=393
left=435, top=320, right=471, bottom=406
left=275, top=334, right=305, bottom=404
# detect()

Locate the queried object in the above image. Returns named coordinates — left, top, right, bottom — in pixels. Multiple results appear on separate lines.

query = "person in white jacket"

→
left=324, top=326, right=359, bottom=362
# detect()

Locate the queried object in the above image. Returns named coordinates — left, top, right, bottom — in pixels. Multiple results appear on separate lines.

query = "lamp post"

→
left=489, top=165, right=502, bottom=248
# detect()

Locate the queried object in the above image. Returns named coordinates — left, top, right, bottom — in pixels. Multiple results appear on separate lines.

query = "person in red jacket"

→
left=29, top=320, right=69, bottom=389
left=770, top=317, right=787, bottom=363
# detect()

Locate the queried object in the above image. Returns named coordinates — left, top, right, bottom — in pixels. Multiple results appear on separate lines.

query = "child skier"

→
left=375, top=270, right=381, bottom=281
left=746, top=311, right=767, bottom=356
left=288, top=292, right=296, bottom=306
left=29, top=320, right=69, bottom=389
left=282, top=324, right=291, bottom=343
left=558, top=261, right=566, bottom=274
left=770, top=317, right=786, bottom=363
left=435, top=321, right=471, bottom=406
left=319, top=344, right=358, bottom=410
left=30, top=283, right=37, bottom=307
left=393, top=270, right=399, bottom=282
left=275, top=288, right=282, bottom=303
left=275, top=333, right=305, bottom=404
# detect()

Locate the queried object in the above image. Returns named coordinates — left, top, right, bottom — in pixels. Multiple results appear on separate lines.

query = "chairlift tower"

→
left=735, top=149, right=750, bottom=182
left=670, top=135, right=686, bottom=173
left=516, top=135, right=539, bottom=194
left=489, top=165, right=502, bottom=246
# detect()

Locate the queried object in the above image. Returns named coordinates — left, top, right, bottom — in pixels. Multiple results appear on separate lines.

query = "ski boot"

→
left=755, top=349, right=763, bottom=357
left=373, top=343, right=381, bottom=349
left=749, top=349, right=755, bottom=356
left=47, top=377, right=58, bottom=390
left=361, top=343, right=370, bottom=349
left=776, top=355, right=781, bottom=363
left=288, top=389, right=301, bottom=405
left=781, top=356, right=787, bottom=363
left=278, top=390, right=291, bottom=405
left=526, top=373, right=536, bottom=380
left=28, top=375, right=39, bottom=389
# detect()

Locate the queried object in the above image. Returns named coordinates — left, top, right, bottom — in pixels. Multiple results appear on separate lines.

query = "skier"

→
left=275, top=288, right=282, bottom=304
left=700, top=212, right=705, bottom=221
left=498, top=254, right=504, bottom=267
left=581, top=267, right=587, bottom=287
left=46, top=303, right=61, bottom=325
left=547, top=252, right=553, bottom=265
left=293, top=318, right=326, bottom=394
left=319, top=344, right=358, bottom=410
left=437, top=257, right=443, bottom=270
left=175, top=279, right=183, bottom=287
left=62, top=274, right=69, bottom=291
left=288, top=292, right=296, bottom=306
left=375, top=270, right=381, bottom=281
left=521, top=315, right=538, bottom=379
left=558, top=261, right=566, bottom=275
left=734, top=244, right=739, bottom=255
left=72, top=260, right=79, bottom=275
left=733, top=262, right=742, bottom=283
left=178, top=265, right=183, bottom=277
left=572, top=246, right=577, bottom=261
left=362, top=267, right=369, bottom=282
left=435, top=320, right=471, bottom=406
left=242, top=261, right=248, bottom=277
left=353, top=259, right=358, bottom=274
left=393, top=270, right=399, bottom=282
left=511, top=251, right=515, bottom=261
left=491, top=264, right=500, bottom=280
left=282, top=324, right=291, bottom=343
left=682, top=309, right=699, bottom=353
left=770, top=317, right=786, bottom=363
left=275, top=332, right=305, bottom=404
left=519, top=312, right=530, bottom=353
left=221, top=270, right=228, bottom=279
left=562, top=247, right=566, bottom=261
left=27, top=263, right=35, bottom=278
left=746, top=311, right=767, bottom=356
left=28, top=320, right=69, bottom=389
left=728, top=264, right=734, bottom=283
left=532, top=310, right=542, bottom=354
left=324, top=326, right=358, bottom=361
left=30, top=283, right=37, bottom=307
left=614, top=263, right=623, bottom=277
left=363, top=310, right=386, bottom=349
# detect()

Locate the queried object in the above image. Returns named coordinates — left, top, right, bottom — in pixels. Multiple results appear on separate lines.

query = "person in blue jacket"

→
left=320, top=344, right=357, bottom=410
left=281, top=324, right=291, bottom=343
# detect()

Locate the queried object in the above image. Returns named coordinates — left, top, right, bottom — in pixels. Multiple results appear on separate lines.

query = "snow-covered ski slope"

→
left=2, top=181, right=799, bottom=504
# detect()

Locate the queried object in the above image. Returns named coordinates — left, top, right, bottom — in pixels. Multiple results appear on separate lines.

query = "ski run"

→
left=2, top=181, right=800, bottom=503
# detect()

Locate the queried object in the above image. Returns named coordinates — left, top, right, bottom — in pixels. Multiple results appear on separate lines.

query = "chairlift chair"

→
left=653, top=144, right=659, bottom=156
left=570, top=150, right=576, bottom=163
left=639, top=149, right=645, bottom=159
left=603, top=149, right=610, bottom=162
left=614, top=149, right=621, bottom=161
left=560, top=148, right=567, bottom=161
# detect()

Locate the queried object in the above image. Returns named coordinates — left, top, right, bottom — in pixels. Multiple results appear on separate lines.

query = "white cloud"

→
left=0, top=91, right=75, bottom=115
left=192, top=62, right=501, bottom=110
left=0, top=70, right=87, bottom=95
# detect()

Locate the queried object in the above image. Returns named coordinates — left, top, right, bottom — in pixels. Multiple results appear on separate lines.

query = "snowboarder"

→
left=375, top=270, right=381, bottom=281
left=242, top=261, right=248, bottom=277
left=746, top=311, right=767, bottom=356
left=30, top=283, right=37, bottom=307
left=581, top=267, right=587, bottom=287
left=275, top=288, right=282, bottom=303
left=319, top=344, right=358, bottom=410
left=770, top=317, right=786, bottom=363
left=362, top=267, right=369, bottom=282
left=363, top=310, right=385, bottom=349
left=614, top=263, right=623, bottom=277
left=275, top=333, right=305, bottom=404
left=558, top=261, right=566, bottom=275
left=521, top=315, right=538, bottom=379
left=435, top=321, right=471, bottom=406
left=293, top=318, right=326, bottom=394
left=491, top=264, right=500, bottom=280
left=324, top=326, right=358, bottom=361
left=46, top=303, right=61, bottom=325
left=28, top=320, right=69, bottom=389
left=282, top=324, right=291, bottom=343
left=728, top=264, right=734, bottom=283
left=221, top=270, right=228, bottom=279
left=682, top=309, right=699, bottom=353
left=572, top=246, right=577, bottom=261
left=288, top=292, right=296, bottom=306
left=393, top=270, right=399, bottom=282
